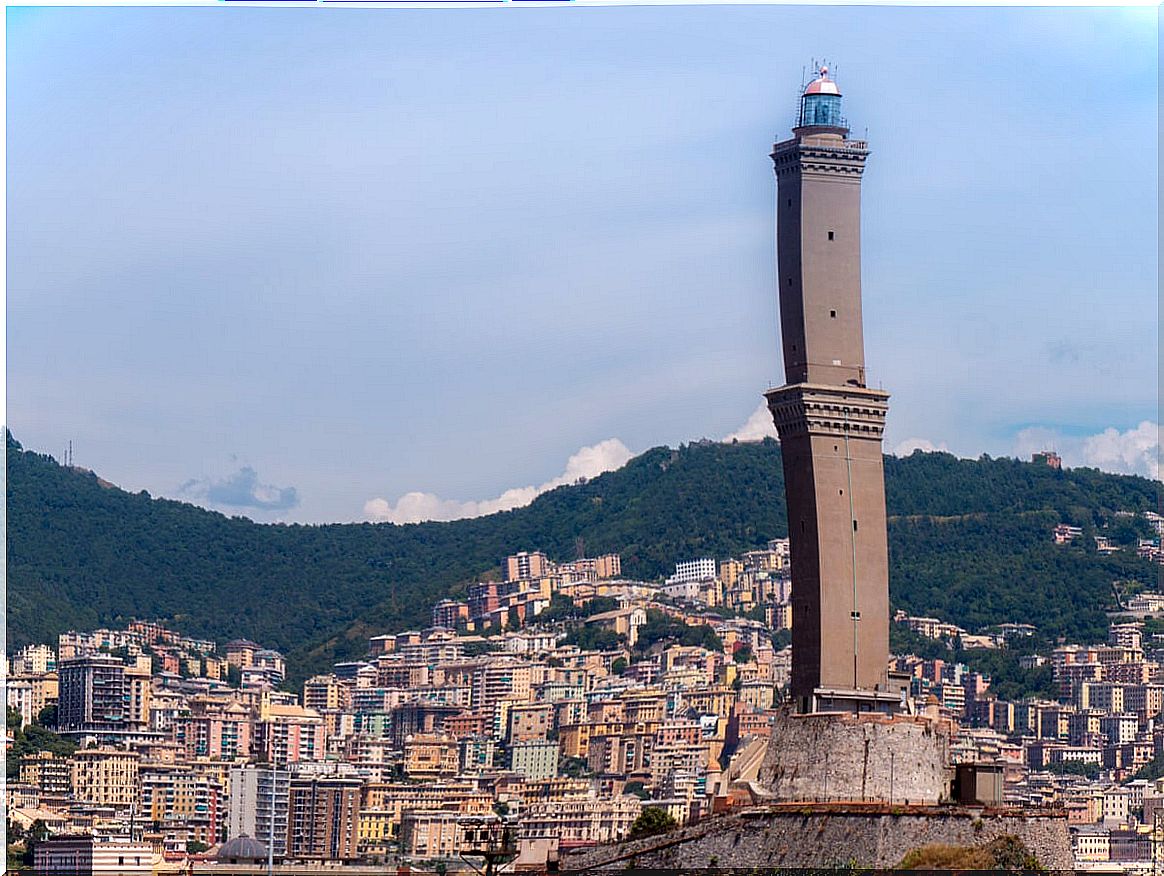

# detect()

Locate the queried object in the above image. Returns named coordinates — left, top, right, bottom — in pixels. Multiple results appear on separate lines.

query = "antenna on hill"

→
left=67, top=440, right=73, bottom=468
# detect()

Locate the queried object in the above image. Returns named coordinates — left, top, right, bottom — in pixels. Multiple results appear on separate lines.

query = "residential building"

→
left=286, top=776, right=362, bottom=861
left=228, top=765, right=290, bottom=858
left=71, top=747, right=141, bottom=808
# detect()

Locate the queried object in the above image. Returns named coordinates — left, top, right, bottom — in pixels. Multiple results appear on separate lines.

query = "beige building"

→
left=584, top=607, right=647, bottom=648
left=20, top=751, right=73, bottom=799
left=12, top=644, right=57, bottom=675
left=255, top=703, right=325, bottom=764
left=303, top=674, right=350, bottom=712
left=71, top=747, right=141, bottom=808
left=403, top=734, right=460, bottom=780
left=399, top=812, right=511, bottom=860
left=520, top=795, right=641, bottom=844
left=139, top=765, right=222, bottom=845
left=358, top=781, right=492, bottom=846
left=505, top=551, right=550, bottom=582
left=471, top=660, right=533, bottom=710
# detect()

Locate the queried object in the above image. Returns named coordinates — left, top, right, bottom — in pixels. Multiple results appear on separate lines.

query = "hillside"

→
left=6, top=432, right=1159, bottom=683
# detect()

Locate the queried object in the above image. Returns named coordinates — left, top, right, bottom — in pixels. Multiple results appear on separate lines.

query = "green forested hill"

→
left=6, top=432, right=1159, bottom=682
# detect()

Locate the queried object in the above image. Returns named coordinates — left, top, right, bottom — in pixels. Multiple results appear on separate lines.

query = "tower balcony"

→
left=764, top=383, right=889, bottom=442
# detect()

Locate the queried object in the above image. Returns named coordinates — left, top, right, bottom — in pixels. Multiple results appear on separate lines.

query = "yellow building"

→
left=719, top=559, right=744, bottom=590
left=71, top=748, right=140, bottom=807
left=304, top=674, right=349, bottom=711
left=9, top=673, right=59, bottom=719
left=403, top=734, right=459, bottom=780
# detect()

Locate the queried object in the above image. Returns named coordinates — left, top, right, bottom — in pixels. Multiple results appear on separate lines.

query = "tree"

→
left=560, top=756, right=591, bottom=778
left=733, top=644, right=753, bottom=664
left=186, top=840, right=210, bottom=855
left=611, top=657, right=628, bottom=675
left=623, top=781, right=649, bottom=800
left=36, top=704, right=58, bottom=729
left=1045, top=760, right=1099, bottom=780
left=628, top=807, right=677, bottom=839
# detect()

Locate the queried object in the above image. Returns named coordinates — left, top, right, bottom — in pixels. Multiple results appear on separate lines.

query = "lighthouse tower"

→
left=766, top=67, right=904, bottom=713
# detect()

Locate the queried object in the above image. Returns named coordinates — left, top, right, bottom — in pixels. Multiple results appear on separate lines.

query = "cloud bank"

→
left=892, top=437, right=951, bottom=457
left=180, top=465, right=299, bottom=512
left=365, top=438, right=634, bottom=524
left=723, top=404, right=1158, bottom=483
left=1013, top=421, right=1160, bottom=481
left=723, top=402, right=778, bottom=443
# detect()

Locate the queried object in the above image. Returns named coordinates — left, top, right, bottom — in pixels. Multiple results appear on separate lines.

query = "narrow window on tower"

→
left=830, top=310, right=837, bottom=318
left=828, top=231, right=835, bottom=240
left=853, top=520, right=859, bottom=532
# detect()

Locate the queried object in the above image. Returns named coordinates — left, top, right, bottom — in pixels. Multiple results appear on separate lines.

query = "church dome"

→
left=217, top=835, right=268, bottom=862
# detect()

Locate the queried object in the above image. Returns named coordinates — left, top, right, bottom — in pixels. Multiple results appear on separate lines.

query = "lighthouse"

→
left=766, top=66, right=904, bottom=713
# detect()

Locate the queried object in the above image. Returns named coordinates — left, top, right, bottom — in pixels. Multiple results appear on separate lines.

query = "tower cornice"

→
left=772, top=138, right=869, bottom=179
left=765, top=383, right=889, bottom=441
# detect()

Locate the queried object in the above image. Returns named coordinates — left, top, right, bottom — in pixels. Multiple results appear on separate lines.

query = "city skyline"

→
left=7, top=6, right=1158, bottom=524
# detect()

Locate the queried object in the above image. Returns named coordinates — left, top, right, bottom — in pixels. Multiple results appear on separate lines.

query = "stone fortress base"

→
left=756, top=710, right=950, bottom=805
left=560, top=804, right=1074, bottom=870
left=561, top=709, right=1072, bottom=870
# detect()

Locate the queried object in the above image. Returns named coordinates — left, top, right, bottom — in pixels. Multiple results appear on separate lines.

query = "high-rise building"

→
left=505, top=550, right=550, bottom=582
left=173, top=697, right=253, bottom=760
left=594, top=553, right=622, bottom=580
left=285, top=776, right=362, bottom=861
left=140, top=765, right=222, bottom=845
left=56, top=655, right=149, bottom=737
left=764, top=66, right=906, bottom=713
left=228, top=765, right=290, bottom=858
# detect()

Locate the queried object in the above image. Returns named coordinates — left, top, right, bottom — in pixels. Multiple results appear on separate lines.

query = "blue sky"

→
left=7, top=6, right=1159, bottom=523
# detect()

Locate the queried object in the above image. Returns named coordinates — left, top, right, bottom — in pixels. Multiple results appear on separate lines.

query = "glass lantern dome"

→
left=798, top=66, right=847, bottom=131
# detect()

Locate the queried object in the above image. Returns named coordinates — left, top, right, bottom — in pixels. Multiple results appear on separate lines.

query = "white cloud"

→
left=1012, top=421, right=1160, bottom=480
left=723, top=402, right=777, bottom=443
left=179, top=464, right=299, bottom=512
left=892, top=437, right=951, bottom=457
left=364, top=438, right=634, bottom=524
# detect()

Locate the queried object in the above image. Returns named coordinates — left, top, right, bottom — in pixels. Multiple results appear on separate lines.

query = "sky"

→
left=6, top=5, right=1159, bottom=524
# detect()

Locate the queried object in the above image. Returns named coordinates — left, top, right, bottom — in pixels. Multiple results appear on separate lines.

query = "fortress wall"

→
left=757, top=711, right=951, bottom=804
left=561, top=806, right=1073, bottom=871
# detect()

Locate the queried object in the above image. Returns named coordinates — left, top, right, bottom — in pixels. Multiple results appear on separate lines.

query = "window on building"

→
left=828, top=231, right=835, bottom=240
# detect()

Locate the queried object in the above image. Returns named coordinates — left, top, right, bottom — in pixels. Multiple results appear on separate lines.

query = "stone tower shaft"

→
left=766, top=69, right=899, bottom=713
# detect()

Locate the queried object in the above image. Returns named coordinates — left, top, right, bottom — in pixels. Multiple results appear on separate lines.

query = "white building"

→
left=7, top=679, right=34, bottom=728
left=511, top=739, right=559, bottom=781
left=667, top=558, right=717, bottom=586
left=13, top=644, right=57, bottom=675
left=228, top=765, right=291, bottom=857
left=34, top=835, right=153, bottom=874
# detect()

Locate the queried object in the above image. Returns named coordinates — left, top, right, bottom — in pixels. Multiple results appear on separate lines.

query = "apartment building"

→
left=286, top=776, right=362, bottom=861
